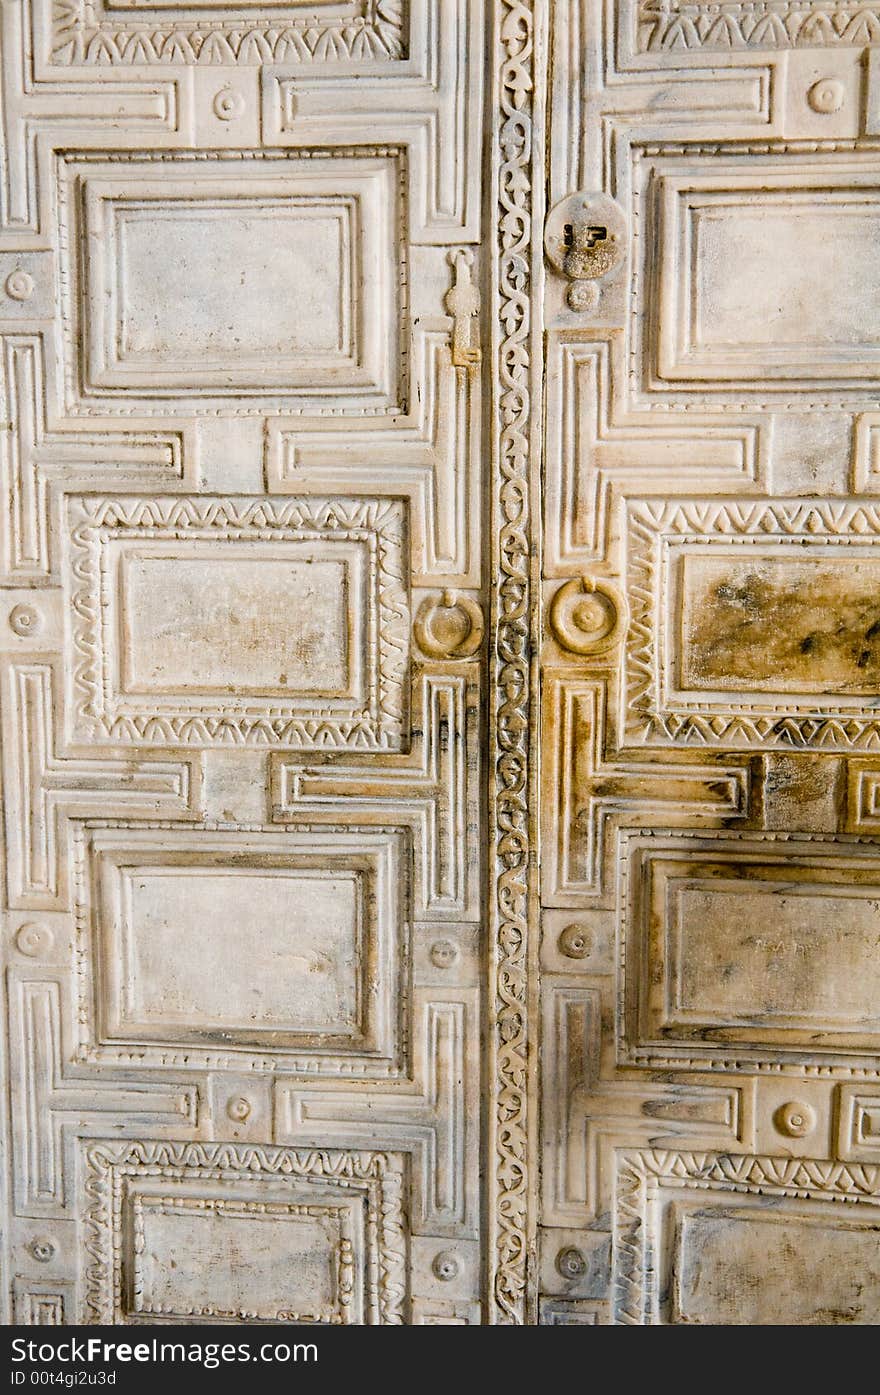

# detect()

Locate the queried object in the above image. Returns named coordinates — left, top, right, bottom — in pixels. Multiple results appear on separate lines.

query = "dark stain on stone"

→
left=683, top=559, right=880, bottom=691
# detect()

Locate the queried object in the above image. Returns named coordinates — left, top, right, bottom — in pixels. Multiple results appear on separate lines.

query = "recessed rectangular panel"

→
left=670, top=880, right=880, bottom=1025
left=74, top=823, right=408, bottom=1074
left=57, top=149, right=405, bottom=411
left=646, top=156, right=880, bottom=391
left=613, top=1150, right=880, bottom=1326
left=661, top=183, right=880, bottom=381
left=679, top=553, right=880, bottom=693
left=120, top=868, right=361, bottom=1034
left=132, top=1196, right=344, bottom=1323
left=120, top=550, right=352, bottom=698
left=80, top=1141, right=407, bottom=1325
left=621, top=829, right=880, bottom=1066
left=690, top=199, right=880, bottom=355
left=115, top=201, right=353, bottom=369
left=673, top=1208, right=880, bottom=1325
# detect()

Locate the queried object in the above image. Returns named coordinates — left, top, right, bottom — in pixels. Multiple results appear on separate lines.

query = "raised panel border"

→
left=80, top=1140, right=409, bottom=1324
left=631, top=144, right=880, bottom=410
left=62, top=494, right=410, bottom=751
left=73, top=821, right=412, bottom=1078
left=619, top=826, right=880, bottom=1073
left=614, top=1147, right=880, bottom=1325
left=624, top=497, right=880, bottom=750
left=56, top=147, right=408, bottom=418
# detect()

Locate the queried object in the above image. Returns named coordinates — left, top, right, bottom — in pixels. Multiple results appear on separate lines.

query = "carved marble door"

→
left=6, top=0, right=880, bottom=1331
left=0, top=1, right=486, bottom=1325
left=537, top=0, right=880, bottom=1326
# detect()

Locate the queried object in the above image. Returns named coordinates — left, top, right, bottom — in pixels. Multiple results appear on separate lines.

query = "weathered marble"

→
left=0, top=0, right=483, bottom=1328
left=0, top=0, right=877, bottom=1327
left=539, top=0, right=880, bottom=1328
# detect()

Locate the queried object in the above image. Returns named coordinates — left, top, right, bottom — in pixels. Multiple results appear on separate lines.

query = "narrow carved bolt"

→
left=445, top=250, right=481, bottom=367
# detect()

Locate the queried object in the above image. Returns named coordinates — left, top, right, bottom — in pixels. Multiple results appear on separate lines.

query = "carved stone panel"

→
left=7, top=0, right=877, bottom=1328
left=613, top=1150, right=880, bottom=1325
left=1, top=0, right=485, bottom=1325
left=539, top=0, right=880, bottom=1325
left=81, top=1142, right=408, bottom=1325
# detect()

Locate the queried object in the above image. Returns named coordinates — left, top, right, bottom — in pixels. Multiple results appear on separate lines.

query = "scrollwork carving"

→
left=490, top=0, right=539, bottom=1327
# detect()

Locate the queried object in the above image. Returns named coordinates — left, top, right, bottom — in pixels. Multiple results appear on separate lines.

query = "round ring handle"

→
left=414, top=590, right=484, bottom=660
left=548, top=576, right=626, bottom=656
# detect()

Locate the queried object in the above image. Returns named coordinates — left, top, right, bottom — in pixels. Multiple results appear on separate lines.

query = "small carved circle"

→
left=9, top=604, right=40, bottom=638
left=213, top=88, right=246, bottom=121
left=567, top=280, right=600, bottom=312
left=556, top=1246, right=587, bottom=1280
left=558, top=923, right=592, bottom=960
left=430, top=939, right=459, bottom=969
left=15, top=923, right=53, bottom=958
left=5, top=270, right=34, bottom=302
left=29, top=1237, right=56, bottom=1263
left=414, top=590, right=484, bottom=660
left=548, top=577, right=626, bottom=656
left=775, top=1101, right=815, bottom=1138
left=571, top=595, right=609, bottom=633
left=226, top=1095, right=252, bottom=1123
left=808, top=78, right=845, bottom=114
left=431, top=1250, right=459, bottom=1282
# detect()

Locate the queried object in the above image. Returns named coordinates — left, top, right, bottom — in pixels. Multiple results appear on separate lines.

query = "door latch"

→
left=545, top=192, right=626, bottom=311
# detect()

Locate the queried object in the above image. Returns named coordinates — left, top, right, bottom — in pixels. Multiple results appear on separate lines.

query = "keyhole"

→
left=563, top=222, right=607, bottom=250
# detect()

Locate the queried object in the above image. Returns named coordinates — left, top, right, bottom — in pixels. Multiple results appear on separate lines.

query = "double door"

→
left=2, top=0, right=880, bottom=1325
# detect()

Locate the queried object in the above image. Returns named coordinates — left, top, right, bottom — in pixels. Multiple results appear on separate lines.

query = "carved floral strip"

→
left=490, top=0, right=537, bottom=1325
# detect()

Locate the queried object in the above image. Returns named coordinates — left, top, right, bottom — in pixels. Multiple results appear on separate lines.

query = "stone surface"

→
left=0, top=0, right=483, bottom=1327
left=2, top=0, right=879, bottom=1327
left=538, top=0, right=880, bottom=1328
